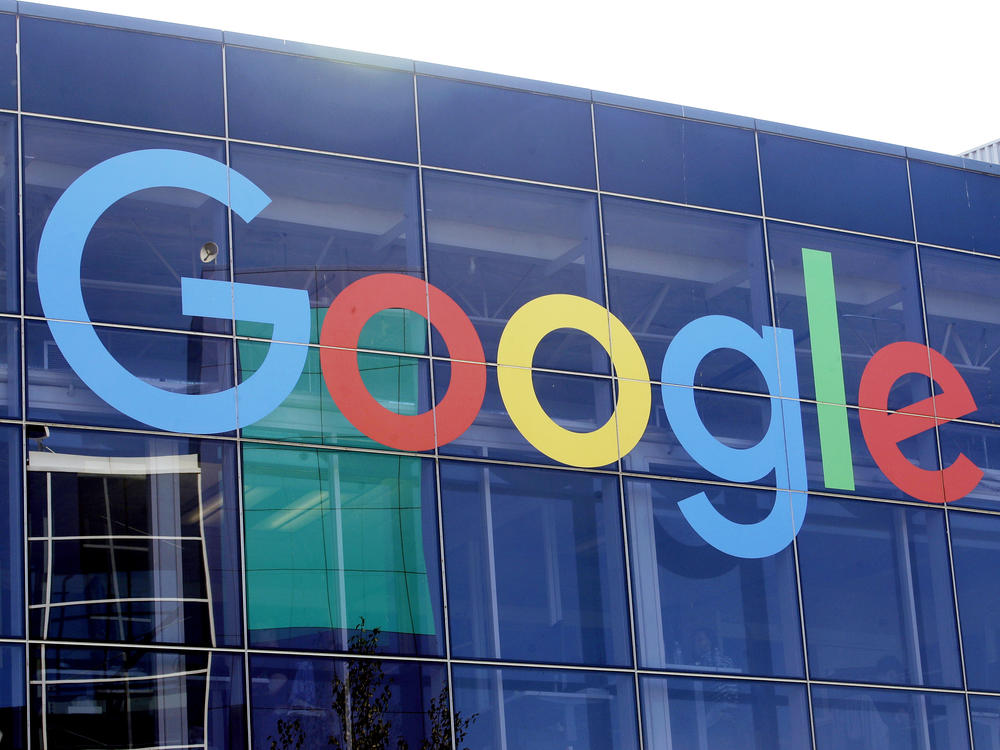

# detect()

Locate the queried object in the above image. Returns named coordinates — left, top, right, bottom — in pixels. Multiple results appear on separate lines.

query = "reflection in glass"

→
left=940, top=421, right=1000, bottom=511
left=31, top=645, right=244, bottom=750
left=971, top=695, right=1000, bottom=750
left=811, top=684, right=969, bottom=750
left=453, top=664, right=638, bottom=750
left=0, top=645, right=24, bottom=750
left=640, top=674, right=810, bottom=750
left=242, top=443, right=443, bottom=656
left=798, top=497, right=961, bottom=687
left=25, top=427, right=242, bottom=646
left=0, top=425, right=19, bottom=638
left=0, top=116, right=16, bottom=314
left=441, top=461, right=630, bottom=666
left=625, top=478, right=803, bottom=677
left=911, top=160, right=1000, bottom=255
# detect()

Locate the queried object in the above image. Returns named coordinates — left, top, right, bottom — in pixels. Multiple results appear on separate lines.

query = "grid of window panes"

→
left=2, top=6, right=1000, bottom=750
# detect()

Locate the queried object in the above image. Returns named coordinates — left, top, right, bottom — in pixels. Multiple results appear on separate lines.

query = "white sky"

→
left=29, top=0, right=1000, bottom=156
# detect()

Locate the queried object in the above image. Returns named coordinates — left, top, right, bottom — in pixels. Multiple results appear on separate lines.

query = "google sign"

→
left=36, top=150, right=984, bottom=560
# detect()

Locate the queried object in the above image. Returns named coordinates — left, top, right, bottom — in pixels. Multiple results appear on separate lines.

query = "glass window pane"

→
left=768, top=223, right=926, bottom=406
left=911, top=160, right=1000, bottom=254
left=21, top=18, right=224, bottom=134
left=25, top=427, right=242, bottom=647
left=227, top=47, right=416, bottom=161
left=921, top=246, right=1000, bottom=425
left=0, top=318, right=18, bottom=419
left=243, top=443, right=444, bottom=656
left=811, top=684, right=969, bottom=750
left=418, top=76, right=595, bottom=188
left=970, top=695, right=1000, bottom=750
left=424, top=172, right=607, bottom=373
left=453, top=664, right=638, bottom=750
left=595, top=106, right=760, bottom=213
left=759, top=134, right=913, bottom=239
left=230, top=143, right=424, bottom=347
left=798, top=496, right=962, bottom=688
left=0, top=115, right=16, bottom=314
left=0, top=426, right=20, bottom=638
left=441, top=461, right=630, bottom=666
left=640, top=674, right=811, bottom=750
left=32, top=646, right=245, bottom=750
left=0, top=14, right=15, bottom=111
left=939, top=420, right=1000, bottom=511
left=0, top=645, right=24, bottom=750
left=603, top=196, right=771, bottom=392
left=23, top=118, right=229, bottom=333
left=250, top=652, right=446, bottom=749
left=625, top=478, right=803, bottom=677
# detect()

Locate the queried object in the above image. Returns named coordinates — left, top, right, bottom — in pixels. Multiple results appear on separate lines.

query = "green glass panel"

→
left=243, top=443, right=435, bottom=637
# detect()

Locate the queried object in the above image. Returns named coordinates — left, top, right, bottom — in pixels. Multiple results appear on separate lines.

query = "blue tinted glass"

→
left=911, top=160, right=1000, bottom=254
left=0, top=645, right=24, bottom=749
left=0, top=318, right=19, bottom=419
left=25, top=321, right=235, bottom=432
left=0, top=116, right=17, bottom=314
left=811, top=685, right=969, bottom=750
left=921, top=246, right=1000, bottom=425
left=798, top=496, right=961, bottom=687
left=759, top=135, right=912, bottom=239
left=625, top=478, right=803, bottom=677
left=948, top=510, right=1000, bottom=691
left=227, top=47, right=416, bottom=162
left=0, top=426, right=20, bottom=638
left=21, top=18, right=225, bottom=135
left=32, top=646, right=244, bottom=750
left=940, top=421, right=1000, bottom=510
left=21, top=19, right=224, bottom=134
left=418, top=76, right=596, bottom=188
left=250, top=653, right=446, bottom=748
left=230, top=142, right=424, bottom=342
left=441, top=461, right=630, bottom=666
left=640, top=675, right=810, bottom=749
left=243, top=444, right=444, bottom=656
left=23, top=118, right=229, bottom=333
left=768, top=223, right=926, bottom=405
left=0, top=15, right=14, bottom=110
left=603, top=196, right=771, bottom=392
left=453, top=665, right=638, bottom=750
left=595, top=106, right=760, bottom=213
left=971, top=695, right=1000, bottom=750
left=25, top=427, right=242, bottom=647
left=800, top=403, right=940, bottom=502
left=435, top=362, right=618, bottom=469
left=423, top=171, right=607, bottom=373
left=624, top=386, right=775, bottom=484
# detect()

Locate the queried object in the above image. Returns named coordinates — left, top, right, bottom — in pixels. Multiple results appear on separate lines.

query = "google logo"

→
left=36, top=150, right=985, bottom=561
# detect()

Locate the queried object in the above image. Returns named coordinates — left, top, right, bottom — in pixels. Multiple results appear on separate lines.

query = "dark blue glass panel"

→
left=0, top=426, right=20, bottom=638
left=23, top=118, right=229, bottom=333
left=25, top=321, right=235, bottom=433
left=940, top=420, right=1000, bottom=510
left=798, top=496, right=961, bottom=688
left=424, top=171, right=607, bottom=372
left=441, top=461, right=630, bottom=666
left=435, top=361, right=618, bottom=470
left=0, top=645, right=24, bottom=750
left=800, top=403, right=940, bottom=502
left=32, top=646, right=244, bottom=750
left=0, top=115, right=17, bottom=314
left=624, top=386, right=776, bottom=485
left=24, top=427, right=242, bottom=647
left=227, top=47, right=416, bottom=162
left=603, top=196, right=771, bottom=392
left=625, top=478, right=803, bottom=677
left=595, top=106, right=760, bottom=213
left=230, top=142, right=424, bottom=346
left=418, top=76, right=596, bottom=188
left=759, top=135, right=912, bottom=239
left=811, top=685, right=969, bottom=750
left=0, top=15, right=15, bottom=110
left=250, top=652, right=446, bottom=748
left=640, top=675, right=810, bottom=749
left=452, top=665, right=638, bottom=750
left=921, top=246, right=1000, bottom=425
left=21, top=18, right=224, bottom=134
left=948, top=510, right=1000, bottom=691
left=970, top=695, right=1000, bottom=750
left=911, top=160, right=1000, bottom=254
left=768, top=224, right=926, bottom=406
left=0, top=318, right=19, bottom=419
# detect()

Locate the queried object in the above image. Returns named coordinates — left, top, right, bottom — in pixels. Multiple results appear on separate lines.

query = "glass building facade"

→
left=2, top=3, right=1000, bottom=749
